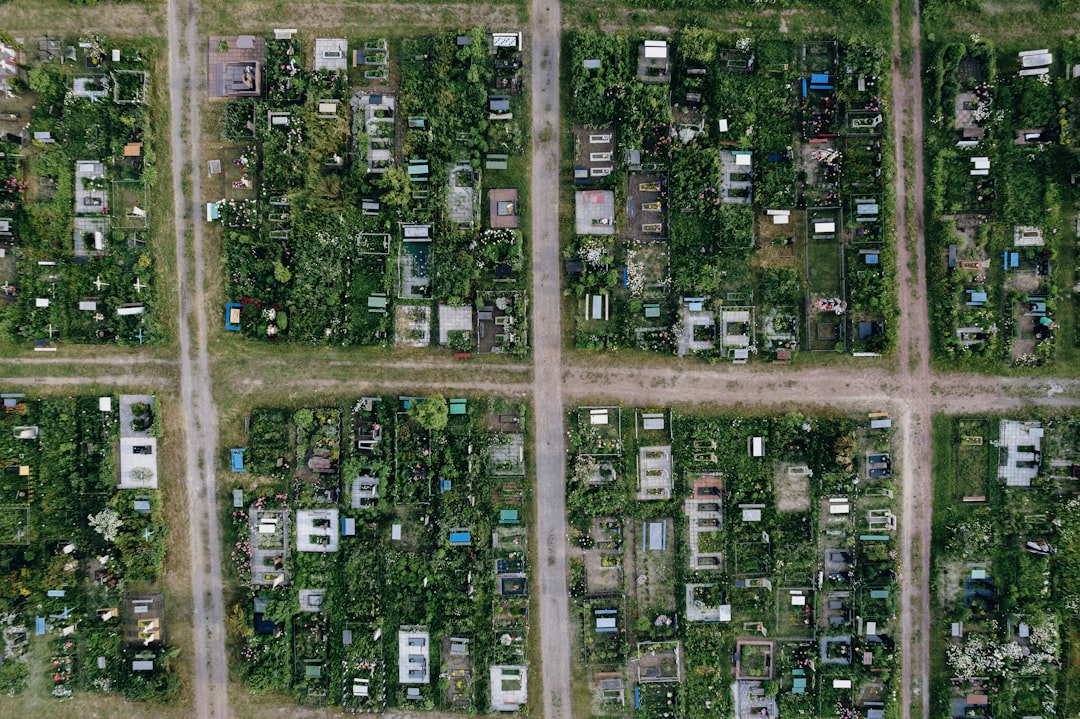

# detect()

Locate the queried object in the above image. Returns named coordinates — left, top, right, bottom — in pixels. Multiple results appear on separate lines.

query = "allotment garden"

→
left=226, top=395, right=530, bottom=712
left=925, top=40, right=1080, bottom=369
left=0, top=34, right=160, bottom=346
left=931, top=414, right=1080, bottom=717
left=212, top=29, right=529, bottom=354
left=565, top=406, right=900, bottom=718
left=0, top=393, right=175, bottom=702
left=564, top=29, right=896, bottom=360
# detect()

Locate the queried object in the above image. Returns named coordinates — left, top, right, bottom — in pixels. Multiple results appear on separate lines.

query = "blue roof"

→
left=449, top=531, right=471, bottom=545
left=230, top=448, right=247, bottom=473
left=811, top=73, right=829, bottom=84
left=224, top=302, right=241, bottom=331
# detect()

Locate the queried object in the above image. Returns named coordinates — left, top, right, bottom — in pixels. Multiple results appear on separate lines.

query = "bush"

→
left=293, top=409, right=314, bottom=430
left=0, top=659, right=27, bottom=696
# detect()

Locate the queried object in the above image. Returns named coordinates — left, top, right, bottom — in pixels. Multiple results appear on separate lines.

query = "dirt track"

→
left=529, top=0, right=573, bottom=717
left=166, top=0, right=229, bottom=714
left=890, top=0, right=933, bottom=713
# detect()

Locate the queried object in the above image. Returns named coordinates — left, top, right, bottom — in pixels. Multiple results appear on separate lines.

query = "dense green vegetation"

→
left=0, top=395, right=175, bottom=702
left=924, top=40, right=1080, bottom=370
left=567, top=407, right=899, bottom=718
left=228, top=396, right=530, bottom=711
left=219, top=30, right=529, bottom=353
left=0, top=35, right=160, bottom=345
left=564, top=29, right=896, bottom=359
left=931, top=414, right=1080, bottom=717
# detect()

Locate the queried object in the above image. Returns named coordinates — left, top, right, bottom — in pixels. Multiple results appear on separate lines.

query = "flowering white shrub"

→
left=625, top=250, right=645, bottom=297
left=88, top=508, right=123, bottom=543
left=578, top=236, right=609, bottom=269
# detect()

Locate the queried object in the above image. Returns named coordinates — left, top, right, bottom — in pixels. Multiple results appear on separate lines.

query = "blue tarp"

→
left=230, top=448, right=246, bottom=472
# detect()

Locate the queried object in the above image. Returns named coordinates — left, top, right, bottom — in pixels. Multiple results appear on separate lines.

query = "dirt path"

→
left=166, top=0, right=229, bottom=715
left=889, top=0, right=932, bottom=714
left=528, top=0, right=572, bottom=717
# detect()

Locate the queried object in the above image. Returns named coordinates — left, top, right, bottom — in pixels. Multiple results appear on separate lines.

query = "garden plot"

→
left=583, top=518, right=624, bottom=595
left=1004, top=248, right=1052, bottom=363
left=635, top=640, right=681, bottom=683
left=776, top=589, right=815, bottom=640
left=1, top=36, right=159, bottom=346
left=394, top=304, right=430, bottom=347
left=755, top=210, right=801, bottom=261
left=629, top=519, right=677, bottom=620
left=582, top=598, right=627, bottom=666
left=951, top=418, right=996, bottom=501
left=223, top=144, right=258, bottom=200
left=398, top=236, right=432, bottom=300
left=774, top=463, right=812, bottom=512
left=576, top=407, right=623, bottom=457
left=0, top=395, right=175, bottom=702
left=624, top=173, right=667, bottom=242
left=441, top=636, right=474, bottom=708
left=804, top=207, right=846, bottom=351
left=230, top=396, right=527, bottom=711
left=572, top=126, right=616, bottom=184
left=565, top=407, right=900, bottom=719
left=925, top=41, right=1073, bottom=368
left=216, top=30, right=528, bottom=351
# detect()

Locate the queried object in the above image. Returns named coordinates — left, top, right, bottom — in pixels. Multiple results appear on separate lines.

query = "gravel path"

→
left=528, top=1, right=572, bottom=717
left=166, top=0, right=229, bottom=715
